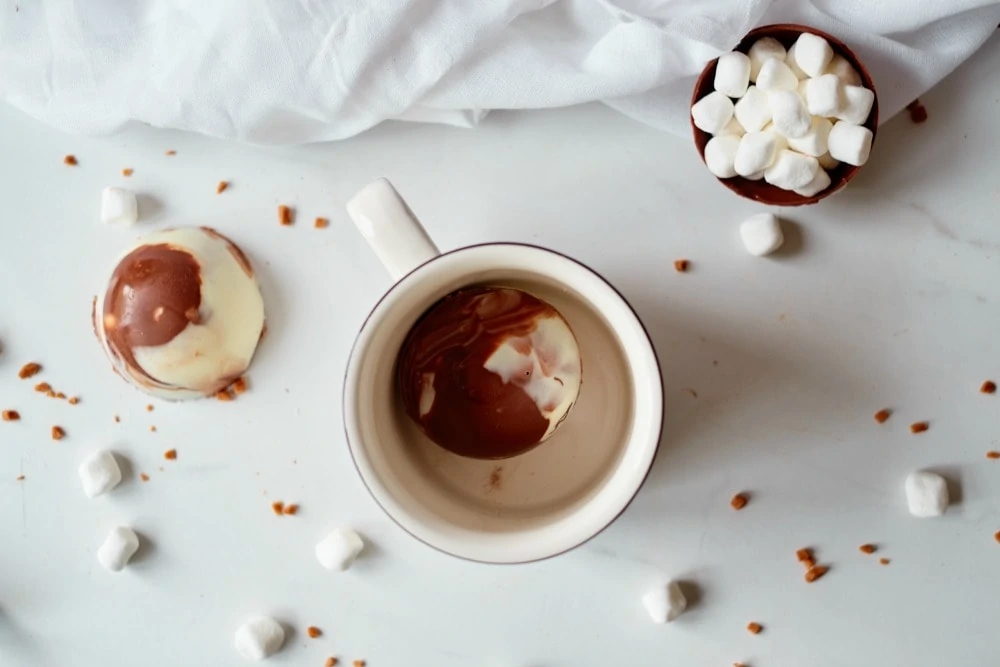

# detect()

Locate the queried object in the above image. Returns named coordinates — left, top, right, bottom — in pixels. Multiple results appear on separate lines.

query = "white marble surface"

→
left=2, top=36, right=999, bottom=667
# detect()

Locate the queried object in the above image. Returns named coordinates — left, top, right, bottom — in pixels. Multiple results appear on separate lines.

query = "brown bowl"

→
left=691, top=23, right=878, bottom=206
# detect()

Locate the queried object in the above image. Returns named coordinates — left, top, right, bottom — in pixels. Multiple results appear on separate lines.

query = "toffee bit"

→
left=271, top=501, right=284, bottom=515
left=981, top=380, right=997, bottom=394
left=232, top=377, right=248, bottom=394
left=165, top=149, right=177, bottom=156
left=909, top=421, right=929, bottom=434
left=278, top=205, right=293, bottom=226
left=746, top=622, right=763, bottom=635
left=64, top=155, right=78, bottom=166
left=804, top=565, right=828, bottom=582
left=68, top=396, right=80, bottom=405
left=216, top=180, right=229, bottom=194
left=51, top=426, right=65, bottom=441
left=164, top=449, right=177, bottom=460
left=673, top=259, right=689, bottom=272
left=874, top=408, right=891, bottom=424
left=325, top=659, right=339, bottom=667
left=18, top=362, right=42, bottom=379
left=34, top=382, right=52, bottom=393
left=879, top=558, right=890, bottom=566
left=2, top=410, right=21, bottom=421
left=122, top=168, right=133, bottom=177
left=730, top=493, right=748, bottom=510
left=314, top=217, right=329, bottom=229
left=216, top=389, right=234, bottom=402
left=140, top=473, right=150, bottom=482
left=859, top=544, right=876, bottom=554
left=306, top=626, right=322, bottom=639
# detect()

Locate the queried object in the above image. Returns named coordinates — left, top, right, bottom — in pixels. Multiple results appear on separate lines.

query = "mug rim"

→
left=342, top=241, right=665, bottom=564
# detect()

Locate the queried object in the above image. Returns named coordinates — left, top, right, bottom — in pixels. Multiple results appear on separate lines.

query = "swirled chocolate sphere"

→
left=95, top=227, right=265, bottom=399
left=397, top=287, right=582, bottom=459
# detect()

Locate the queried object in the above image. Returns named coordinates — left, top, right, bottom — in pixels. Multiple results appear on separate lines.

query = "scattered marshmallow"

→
left=826, top=53, right=862, bottom=87
left=721, top=117, right=746, bottom=137
left=315, top=527, right=365, bottom=571
left=792, top=33, right=834, bottom=78
left=97, top=526, right=140, bottom=572
left=234, top=617, right=285, bottom=661
left=769, top=90, right=811, bottom=138
left=643, top=581, right=687, bottom=623
left=747, top=37, right=786, bottom=82
left=793, top=167, right=832, bottom=197
left=785, top=43, right=809, bottom=79
left=78, top=450, right=122, bottom=498
left=691, top=91, right=735, bottom=135
left=755, top=58, right=798, bottom=92
left=836, top=84, right=875, bottom=125
left=714, top=51, right=751, bottom=98
left=803, top=73, right=841, bottom=117
left=734, top=85, right=771, bottom=133
left=905, top=471, right=949, bottom=518
left=734, top=130, right=782, bottom=177
left=740, top=213, right=784, bottom=256
left=817, top=152, right=839, bottom=169
left=704, top=135, right=741, bottom=179
left=100, top=187, right=138, bottom=226
left=786, top=116, right=832, bottom=157
left=828, top=121, right=873, bottom=166
left=764, top=149, right=819, bottom=191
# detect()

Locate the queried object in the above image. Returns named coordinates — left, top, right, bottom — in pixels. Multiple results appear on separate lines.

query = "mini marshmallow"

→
left=721, top=117, right=746, bottom=137
left=691, top=91, right=735, bottom=135
left=734, top=86, right=771, bottom=133
left=78, top=450, right=122, bottom=498
left=793, top=167, right=832, bottom=197
left=740, top=213, right=783, bottom=256
left=734, top=130, right=782, bottom=177
left=704, top=135, right=741, bottom=179
left=791, top=32, right=834, bottom=78
left=234, top=617, right=285, bottom=661
left=768, top=90, right=811, bottom=138
left=803, top=74, right=842, bottom=118
left=315, top=527, right=365, bottom=571
left=97, top=526, right=140, bottom=572
left=836, top=84, right=875, bottom=125
left=100, top=187, right=138, bottom=226
left=817, top=152, right=840, bottom=169
left=714, top=51, right=751, bottom=98
left=643, top=581, right=686, bottom=623
left=747, top=37, right=786, bottom=82
left=755, top=59, right=798, bottom=92
left=744, top=170, right=765, bottom=181
left=785, top=43, right=809, bottom=79
left=825, top=53, right=862, bottom=87
left=905, top=471, right=949, bottom=517
left=786, top=116, right=832, bottom=157
left=828, top=121, right=873, bottom=166
left=764, top=149, right=820, bottom=191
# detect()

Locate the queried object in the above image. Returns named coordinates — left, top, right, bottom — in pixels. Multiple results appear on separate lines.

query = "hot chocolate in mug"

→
left=343, top=179, right=663, bottom=563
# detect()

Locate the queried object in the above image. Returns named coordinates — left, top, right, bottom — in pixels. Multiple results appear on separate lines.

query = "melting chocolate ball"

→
left=397, top=287, right=582, bottom=459
left=95, top=227, right=265, bottom=399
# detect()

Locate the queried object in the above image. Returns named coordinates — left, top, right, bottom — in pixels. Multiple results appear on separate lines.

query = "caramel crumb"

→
left=909, top=421, right=929, bottom=434
left=165, top=150, right=176, bottom=156
left=45, top=389, right=56, bottom=398
left=859, top=544, right=876, bottom=554
left=306, top=626, right=322, bottom=639
left=51, top=426, right=65, bottom=441
left=122, top=168, right=133, bottom=177
left=216, top=389, right=234, bottom=402
left=54, top=392, right=66, bottom=400
left=314, top=217, right=329, bottom=229
left=730, top=493, right=748, bottom=510
left=879, top=558, right=890, bottom=566
left=140, top=473, right=150, bottom=482
left=325, top=659, right=339, bottom=667
left=2, top=410, right=21, bottom=421
left=994, top=531, right=999, bottom=544
left=981, top=380, right=997, bottom=394
left=164, top=449, right=177, bottom=460
left=18, top=362, right=42, bottom=379
left=986, top=451, right=999, bottom=460
left=232, top=376, right=248, bottom=394
left=804, top=565, right=828, bottom=582
left=283, top=503, right=299, bottom=516
left=113, top=414, right=120, bottom=423
left=673, top=259, right=689, bottom=272
left=746, top=622, right=763, bottom=635
left=150, top=425, right=157, bottom=432
left=278, top=205, right=293, bottom=226
left=15, top=475, right=24, bottom=481
left=802, top=555, right=816, bottom=569
left=216, top=180, right=228, bottom=194
left=146, top=404, right=154, bottom=412
left=68, top=396, right=79, bottom=405
left=906, top=99, right=928, bottom=124
left=34, top=382, right=52, bottom=393
left=353, top=661, right=365, bottom=667
left=271, top=501, right=285, bottom=515
left=795, top=548, right=812, bottom=562
left=874, top=408, right=891, bottom=424
left=64, top=155, right=77, bottom=166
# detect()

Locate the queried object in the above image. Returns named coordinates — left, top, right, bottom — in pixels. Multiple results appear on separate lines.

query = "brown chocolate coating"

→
left=397, top=287, right=561, bottom=459
left=101, top=244, right=202, bottom=381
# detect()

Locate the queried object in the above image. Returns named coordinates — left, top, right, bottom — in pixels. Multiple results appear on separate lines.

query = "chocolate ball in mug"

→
left=95, top=227, right=265, bottom=399
left=396, top=286, right=582, bottom=459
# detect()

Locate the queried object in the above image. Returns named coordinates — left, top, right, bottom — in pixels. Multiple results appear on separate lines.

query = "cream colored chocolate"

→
left=96, top=227, right=265, bottom=399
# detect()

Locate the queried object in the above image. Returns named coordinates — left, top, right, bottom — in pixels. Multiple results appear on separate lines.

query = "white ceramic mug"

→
left=343, top=179, right=664, bottom=563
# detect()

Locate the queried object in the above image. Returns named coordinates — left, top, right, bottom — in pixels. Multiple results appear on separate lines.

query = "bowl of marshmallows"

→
left=691, top=24, right=878, bottom=206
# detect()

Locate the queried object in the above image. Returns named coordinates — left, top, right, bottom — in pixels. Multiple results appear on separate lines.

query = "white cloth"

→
left=1, top=0, right=998, bottom=144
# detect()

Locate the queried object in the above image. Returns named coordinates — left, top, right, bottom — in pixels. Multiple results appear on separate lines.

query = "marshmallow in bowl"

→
left=794, top=167, right=832, bottom=198
left=315, top=527, right=365, bottom=571
left=714, top=51, right=751, bottom=98
left=803, top=74, right=841, bottom=117
left=755, top=59, right=798, bottom=92
left=100, top=187, right=138, bottom=226
left=828, top=121, right=873, bottom=166
left=747, top=37, right=786, bottom=81
left=704, top=135, right=741, bottom=178
left=734, top=130, right=782, bottom=177
left=768, top=90, right=812, bottom=138
left=691, top=91, right=735, bottom=134
left=643, top=581, right=687, bottom=623
left=95, top=227, right=265, bottom=400
left=826, top=53, right=861, bottom=86
left=97, top=526, right=140, bottom=572
left=790, top=32, right=834, bottom=78
left=734, top=86, right=771, bottom=133
left=234, top=617, right=285, bottom=661
left=786, top=117, right=832, bottom=157
left=836, top=84, right=876, bottom=125
left=79, top=450, right=122, bottom=498
left=765, top=150, right=820, bottom=191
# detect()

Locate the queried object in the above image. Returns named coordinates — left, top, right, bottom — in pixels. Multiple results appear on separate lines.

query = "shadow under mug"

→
left=343, top=179, right=664, bottom=563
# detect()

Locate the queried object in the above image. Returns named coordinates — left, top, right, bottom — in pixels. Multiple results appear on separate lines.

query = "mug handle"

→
left=346, top=178, right=441, bottom=281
